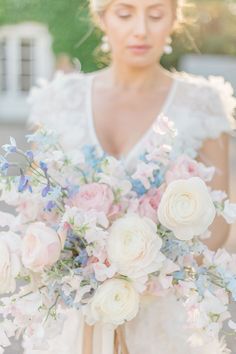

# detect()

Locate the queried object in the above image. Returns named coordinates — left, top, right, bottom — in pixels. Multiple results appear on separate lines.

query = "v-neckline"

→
left=86, top=72, right=178, bottom=163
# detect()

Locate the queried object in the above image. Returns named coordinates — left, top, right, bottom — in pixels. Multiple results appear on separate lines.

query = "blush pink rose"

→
left=22, top=222, right=62, bottom=272
left=107, top=204, right=123, bottom=221
left=70, top=183, right=114, bottom=215
left=166, top=155, right=215, bottom=184
left=138, top=188, right=163, bottom=222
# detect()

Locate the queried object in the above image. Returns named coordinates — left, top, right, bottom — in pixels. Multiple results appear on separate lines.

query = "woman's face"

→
left=100, top=0, right=176, bottom=68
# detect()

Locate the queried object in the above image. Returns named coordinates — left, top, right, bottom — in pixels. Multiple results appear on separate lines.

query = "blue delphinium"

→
left=25, top=150, right=34, bottom=161
left=0, top=156, right=10, bottom=175
left=74, top=249, right=88, bottom=267
left=216, top=266, right=236, bottom=301
left=44, top=200, right=56, bottom=212
left=26, top=129, right=58, bottom=147
left=172, top=270, right=185, bottom=281
left=2, top=137, right=17, bottom=155
left=42, top=184, right=51, bottom=197
left=150, top=169, right=163, bottom=189
left=161, top=236, right=191, bottom=261
left=82, top=145, right=106, bottom=172
left=18, top=173, right=32, bottom=193
left=227, top=277, right=236, bottom=301
left=130, top=178, right=147, bottom=196
left=196, top=274, right=209, bottom=296
left=40, top=161, right=48, bottom=173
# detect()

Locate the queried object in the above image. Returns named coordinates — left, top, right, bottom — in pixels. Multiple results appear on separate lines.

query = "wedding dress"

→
left=24, top=69, right=236, bottom=354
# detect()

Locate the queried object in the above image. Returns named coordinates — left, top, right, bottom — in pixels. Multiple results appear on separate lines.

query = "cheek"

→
left=107, top=23, right=130, bottom=49
left=150, top=20, right=174, bottom=44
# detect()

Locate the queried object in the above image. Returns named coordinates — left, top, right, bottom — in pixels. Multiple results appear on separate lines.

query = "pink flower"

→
left=165, top=155, right=215, bottom=184
left=70, top=183, right=114, bottom=215
left=153, top=113, right=177, bottom=137
left=138, top=187, right=163, bottom=222
left=107, top=204, right=123, bottom=221
left=92, top=262, right=117, bottom=282
left=22, top=222, right=62, bottom=272
left=57, top=222, right=70, bottom=248
left=132, top=162, right=157, bottom=189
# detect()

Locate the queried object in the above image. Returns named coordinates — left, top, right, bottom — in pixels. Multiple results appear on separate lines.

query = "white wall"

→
left=179, top=54, right=236, bottom=91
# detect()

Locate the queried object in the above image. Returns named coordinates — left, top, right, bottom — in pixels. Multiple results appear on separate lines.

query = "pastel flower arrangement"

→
left=0, top=115, right=236, bottom=353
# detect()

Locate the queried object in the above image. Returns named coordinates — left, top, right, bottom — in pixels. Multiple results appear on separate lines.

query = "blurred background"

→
left=0, top=0, right=236, bottom=352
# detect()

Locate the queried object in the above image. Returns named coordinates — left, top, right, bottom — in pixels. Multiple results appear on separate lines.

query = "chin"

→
left=126, top=57, right=160, bottom=69
left=123, top=51, right=161, bottom=68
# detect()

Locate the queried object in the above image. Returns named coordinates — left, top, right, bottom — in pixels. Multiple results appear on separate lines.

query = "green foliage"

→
left=0, top=0, right=236, bottom=72
left=0, top=0, right=101, bottom=71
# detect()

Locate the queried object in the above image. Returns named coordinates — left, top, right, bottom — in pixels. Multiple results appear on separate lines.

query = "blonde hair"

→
left=89, top=0, right=187, bottom=30
left=90, top=0, right=113, bottom=13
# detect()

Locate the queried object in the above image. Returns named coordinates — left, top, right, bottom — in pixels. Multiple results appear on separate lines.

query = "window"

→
left=0, top=23, right=54, bottom=122
left=19, top=38, right=35, bottom=92
left=0, top=38, right=7, bottom=92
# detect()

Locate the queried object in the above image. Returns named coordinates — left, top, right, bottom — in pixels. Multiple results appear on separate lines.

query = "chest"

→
left=91, top=87, right=171, bottom=158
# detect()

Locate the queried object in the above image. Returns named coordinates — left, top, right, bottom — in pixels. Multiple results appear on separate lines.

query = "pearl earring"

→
left=100, top=35, right=110, bottom=53
left=164, top=36, right=173, bottom=55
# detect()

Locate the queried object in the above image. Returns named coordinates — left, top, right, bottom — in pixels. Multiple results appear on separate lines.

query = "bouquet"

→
left=0, top=114, right=236, bottom=353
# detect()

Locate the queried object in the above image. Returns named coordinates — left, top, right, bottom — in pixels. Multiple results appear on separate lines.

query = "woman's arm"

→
left=198, top=133, right=230, bottom=251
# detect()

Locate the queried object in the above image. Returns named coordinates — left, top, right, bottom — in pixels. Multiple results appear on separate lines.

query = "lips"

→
left=127, top=45, right=152, bottom=54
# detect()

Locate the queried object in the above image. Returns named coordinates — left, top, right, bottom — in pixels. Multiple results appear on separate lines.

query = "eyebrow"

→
left=114, top=2, right=164, bottom=8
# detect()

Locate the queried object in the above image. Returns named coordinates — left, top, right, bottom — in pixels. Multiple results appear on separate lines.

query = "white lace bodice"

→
left=27, top=70, right=236, bottom=170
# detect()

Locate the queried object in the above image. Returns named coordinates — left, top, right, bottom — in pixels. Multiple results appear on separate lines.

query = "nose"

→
left=133, top=14, right=148, bottom=38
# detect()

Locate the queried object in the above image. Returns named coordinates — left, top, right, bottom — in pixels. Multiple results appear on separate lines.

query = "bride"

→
left=25, top=0, right=236, bottom=353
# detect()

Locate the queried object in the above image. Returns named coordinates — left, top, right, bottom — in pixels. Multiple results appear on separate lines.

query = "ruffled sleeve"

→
left=26, top=70, right=90, bottom=151
left=167, top=72, right=236, bottom=159
left=177, top=72, right=236, bottom=139
left=202, top=75, right=236, bottom=138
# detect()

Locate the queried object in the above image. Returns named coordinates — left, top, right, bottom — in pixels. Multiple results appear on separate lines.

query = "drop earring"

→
left=100, top=35, right=110, bottom=53
left=164, top=36, right=173, bottom=55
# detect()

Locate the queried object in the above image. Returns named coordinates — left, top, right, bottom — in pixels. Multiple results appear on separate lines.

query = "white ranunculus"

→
left=107, top=215, right=165, bottom=280
left=87, top=278, right=139, bottom=325
left=0, top=232, right=21, bottom=294
left=157, top=177, right=216, bottom=240
left=221, top=200, right=236, bottom=224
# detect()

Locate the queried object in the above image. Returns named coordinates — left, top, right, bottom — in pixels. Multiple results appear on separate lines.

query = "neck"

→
left=108, top=60, right=167, bottom=92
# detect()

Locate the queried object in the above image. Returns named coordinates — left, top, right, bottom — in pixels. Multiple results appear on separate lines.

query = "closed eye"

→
left=118, top=14, right=131, bottom=18
left=149, top=10, right=163, bottom=20
left=150, top=15, right=163, bottom=20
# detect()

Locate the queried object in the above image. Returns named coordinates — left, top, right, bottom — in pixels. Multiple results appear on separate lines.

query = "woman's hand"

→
left=198, top=133, right=230, bottom=250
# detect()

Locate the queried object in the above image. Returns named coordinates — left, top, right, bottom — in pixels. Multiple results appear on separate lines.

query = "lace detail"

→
left=27, top=70, right=90, bottom=152
left=27, top=70, right=236, bottom=163
left=166, top=71, right=236, bottom=159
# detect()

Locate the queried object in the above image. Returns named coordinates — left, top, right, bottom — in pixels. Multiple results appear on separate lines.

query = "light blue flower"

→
left=227, top=278, right=236, bottom=301
left=82, top=145, right=99, bottom=167
left=196, top=274, right=209, bottom=295
left=0, top=156, right=9, bottom=175
left=75, top=249, right=88, bottom=266
left=130, top=178, right=147, bottom=196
